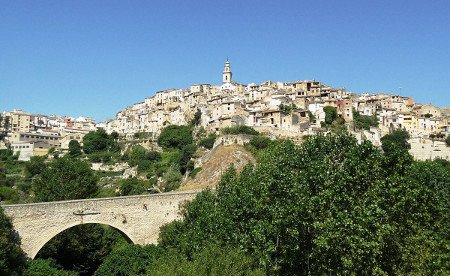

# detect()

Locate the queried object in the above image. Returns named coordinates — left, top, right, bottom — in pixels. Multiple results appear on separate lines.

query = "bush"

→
left=190, top=167, right=202, bottom=178
left=68, top=140, right=82, bottom=157
left=117, top=177, right=149, bottom=196
left=198, top=134, right=217, bottom=149
left=323, top=106, right=338, bottom=125
left=157, top=125, right=193, bottom=150
left=248, top=136, right=272, bottom=150
left=353, top=109, right=379, bottom=130
left=32, top=157, right=98, bottom=202
left=221, top=125, right=259, bottom=135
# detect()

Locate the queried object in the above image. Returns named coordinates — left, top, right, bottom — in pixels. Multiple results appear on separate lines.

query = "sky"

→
left=1, top=0, right=449, bottom=121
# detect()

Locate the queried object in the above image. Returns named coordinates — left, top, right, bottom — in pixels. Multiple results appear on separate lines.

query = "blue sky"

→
left=1, top=0, right=449, bottom=121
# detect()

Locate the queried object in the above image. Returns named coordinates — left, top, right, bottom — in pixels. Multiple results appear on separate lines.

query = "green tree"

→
left=117, top=177, right=148, bottom=196
left=352, top=108, right=379, bottom=130
left=198, top=133, right=217, bottom=149
left=32, top=157, right=98, bottom=202
left=179, top=144, right=197, bottom=174
left=94, top=244, right=163, bottom=276
left=82, top=129, right=116, bottom=154
left=37, top=224, right=128, bottom=275
left=323, top=106, right=338, bottom=125
left=147, top=243, right=263, bottom=276
left=24, top=156, right=47, bottom=179
left=126, top=145, right=161, bottom=173
left=0, top=207, right=27, bottom=275
left=221, top=125, right=259, bottom=135
left=381, top=129, right=410, bottom=153
left=190, top=109, right=202, bottom=126
left=24, top=259, right=77, bottom=276
left=158, top=133, right=449, bottom=274
left=68, top=140, right=82, bottom=157
left=446, top=135, right=450, bottom=146
left=157, top=125, right=193, bottom=150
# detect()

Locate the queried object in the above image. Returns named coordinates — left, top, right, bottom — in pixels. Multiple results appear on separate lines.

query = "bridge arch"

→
left=32, top=221, right=136, bottom=260
left=2, top=191, right=198, bottom=258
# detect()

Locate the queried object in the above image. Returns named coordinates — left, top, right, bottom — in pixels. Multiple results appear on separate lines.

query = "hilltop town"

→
left=1, top=61, right=449, bottom=161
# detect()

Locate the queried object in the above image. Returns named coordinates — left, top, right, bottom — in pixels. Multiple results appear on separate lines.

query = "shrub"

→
left=158, top=125, right=193, bottom=150
left=198, top=134, right=217, bottom=149
left=221, top=125, right=259, bottom=135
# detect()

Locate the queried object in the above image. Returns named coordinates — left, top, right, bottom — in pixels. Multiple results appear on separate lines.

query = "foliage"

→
left=0, top=186, right=20, bottom=203
left=24, top=156, right=47, bottom=179
left=198, top=133, right=217, bottom=149
left=32, top=157, right=98, bottom=202
left=191, top=109, right=202, bottom=126
left=179, top=144, right=197, bottom=174
left=307, top=111, right=316, bottom=123
left=158, top=133, right=449, bottom=274
left=37, top=224, right=129, bottom=275
left=126, top=145, right=161, bottom=173
left=423, top=113, right=433, bottom=118
left=353, top=109, right=378, bottom=130
left=0, top=207, right=27, bottom=275
left=117, top=177, right=149, bottom=196
left=222, top=125, right=259, bottom=135
left=189, top=167, right=202, bottom=178
left=278, top=103, right=297, bottom=113
left=147, top=243, right=263, bottom=276
left=323, top=106, right=338, bottom=125
left=68, top=140, right=82, bottom=157
left=0, top=147, right=16, bottom=161
left=162, top=165, right=182, bottom=192
left=24, top=259, right=77, bottom=276
left=381, top=129, right=410, bottom=154
left=82, top=129, right=118, bottom=154
left=157, top=125, right=193, bottom=150
left=446, top=135, right=450, bottom=146
left=248, top=135, right=272, bottom=150
left=94, top=244, right=163, bottom=276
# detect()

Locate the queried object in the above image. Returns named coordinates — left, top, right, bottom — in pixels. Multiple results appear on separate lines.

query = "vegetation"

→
left=117, top=177, right=150, bottom=196
left=125, top=145, right=161, bottom=173
left=323, top=106, right=338, bottom=125
left=446, top=135, right=450, bottom=146
left=68, top=140, right=82, bottom=157
left=353, top=108, right=378, bottom=130
left=190, top=109, right=202, bottom=126
left=82, top=128, right=119, bottom=154
left=24, top=259, right=76, bottom=276
left=32, top=157, right=98, bottom=202
left=36, top=224, right=129, bottom=275
left=381, top=129, right=410, bottom=154
left=222, top=125, right=259, bottom=135
left=278, top=103, right=297, bottom=113
left=2, top=128, right=448, bottom=274
left=0, top=207, right=27, bottom=275
left=198, top=133, right=217, bottom=149
left=157, top=125, right=193, bottom=150
left=155, top=133, right=449, bottom=274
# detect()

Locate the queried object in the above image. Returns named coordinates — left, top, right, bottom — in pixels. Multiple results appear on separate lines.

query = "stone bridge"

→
left=2, top=191, right=198, bottom=259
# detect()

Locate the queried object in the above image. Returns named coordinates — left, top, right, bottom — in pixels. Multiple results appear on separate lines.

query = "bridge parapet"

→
left=2, top=190, right=199, bottom=258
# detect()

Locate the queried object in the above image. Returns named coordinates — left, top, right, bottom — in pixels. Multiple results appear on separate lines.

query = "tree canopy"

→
left=68, top=140, right=82, bottom=157
left=157, top=133, right=449, bottom=274
left=82, top=129, right=118, bottom=154
left=157, top=125, right=193, bottom=150
left=0, top=207, right=27, bottom=275
left=32, top=157, right=98, bottom=202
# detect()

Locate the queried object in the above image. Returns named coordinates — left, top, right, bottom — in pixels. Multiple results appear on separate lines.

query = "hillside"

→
left=179, top=144, right=255, bottom=191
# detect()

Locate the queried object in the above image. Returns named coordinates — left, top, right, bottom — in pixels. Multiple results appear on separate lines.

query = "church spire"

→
left=222, top=60, right=232, bottom=84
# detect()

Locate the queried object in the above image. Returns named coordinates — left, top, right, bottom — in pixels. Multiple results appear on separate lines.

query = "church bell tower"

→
left=222, top=60, right=232, bottom=84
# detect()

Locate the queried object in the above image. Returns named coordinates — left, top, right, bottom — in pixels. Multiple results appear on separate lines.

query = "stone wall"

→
left=2, top=191, right=198, bottom=258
